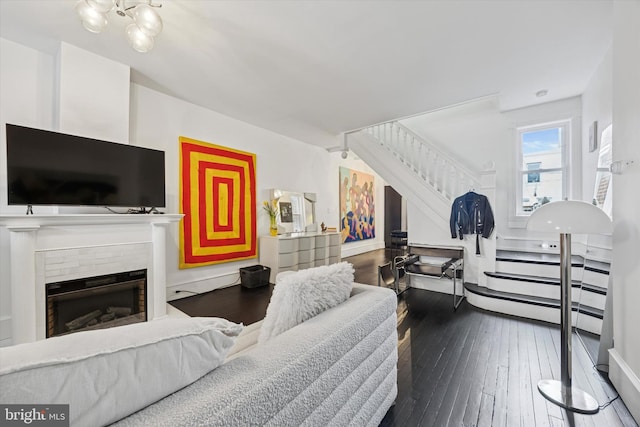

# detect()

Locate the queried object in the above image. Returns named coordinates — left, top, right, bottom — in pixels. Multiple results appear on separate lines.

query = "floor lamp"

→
left=527, top=200, right=612, bottom=414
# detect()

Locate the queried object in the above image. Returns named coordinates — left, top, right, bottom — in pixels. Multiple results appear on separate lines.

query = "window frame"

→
left=515, top=120, right=571, bottom=217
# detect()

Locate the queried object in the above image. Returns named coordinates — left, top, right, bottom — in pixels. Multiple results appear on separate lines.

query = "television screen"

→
left=6, top=124, right=166, bottom=208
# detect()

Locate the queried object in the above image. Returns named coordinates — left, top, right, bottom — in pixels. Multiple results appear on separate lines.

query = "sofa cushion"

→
left=226, top=319, right=263, bottom=360
left=0, top=317, right=242, bottom=427
left=258, top=261, right=354, bottom=343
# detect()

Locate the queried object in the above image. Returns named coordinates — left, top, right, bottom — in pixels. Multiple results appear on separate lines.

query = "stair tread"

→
left=496, top=250, right=584, bottom=267
left=581, top=283, right=608, bottom=295
left=484, top=272, right=607, bottom=295
left=484, top=271, right=581, bottom=286
left=584, top=259, right=611, bottom=275
left=464, top=283, right=603, bottom=319
left=496, top=250, right=611, bottom=274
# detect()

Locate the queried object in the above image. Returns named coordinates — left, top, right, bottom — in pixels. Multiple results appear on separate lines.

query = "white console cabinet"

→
left=259, top=232, right=341, bottom=283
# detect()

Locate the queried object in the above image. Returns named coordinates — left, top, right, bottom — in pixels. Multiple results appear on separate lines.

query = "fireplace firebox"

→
left=46, top=269, right=147, bottom=338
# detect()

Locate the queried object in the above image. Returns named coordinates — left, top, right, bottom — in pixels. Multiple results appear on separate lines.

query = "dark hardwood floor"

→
left=169, top=282, right=273, bottom=325
left=169, top=249, right=637, bottom=427
left=169, top=248, right=394, bottom=325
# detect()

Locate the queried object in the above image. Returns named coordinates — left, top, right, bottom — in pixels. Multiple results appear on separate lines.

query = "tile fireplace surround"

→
left=0, top=214, right=182, bottom=345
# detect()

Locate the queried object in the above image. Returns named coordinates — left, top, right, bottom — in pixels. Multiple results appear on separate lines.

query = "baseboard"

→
left=609, top=348, right=640, bottom=423
left=165, top=303, right=189, bottom=318
left=341, top=240, right=385, bottom=258
left=465, top=290, right=560, bottom=325
left=0, top=315, right=11, bottom=345
left=166, top=271, right=242, bottom=301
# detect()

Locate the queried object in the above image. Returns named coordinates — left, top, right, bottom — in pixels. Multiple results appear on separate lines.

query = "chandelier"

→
left=75, top=0, right=163, bottom=53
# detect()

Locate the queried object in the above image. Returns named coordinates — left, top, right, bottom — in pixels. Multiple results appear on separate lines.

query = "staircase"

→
left=347, top=119, right=609, bottom=337
left=466, top=246, right=610, bottom=335
left=347, top=121, right=482, bottom=228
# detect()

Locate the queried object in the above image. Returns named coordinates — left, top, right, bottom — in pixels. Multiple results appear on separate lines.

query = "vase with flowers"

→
left=263, top=199, right=279, bottom=236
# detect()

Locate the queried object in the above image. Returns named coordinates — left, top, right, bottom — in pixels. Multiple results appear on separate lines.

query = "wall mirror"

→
left=591, top=123, right=613, bottom=216
left=270, top=189, right=317, bottom=234
left=575, top=122, right=613, bottom=369
left=574, top=234, right=612, bottom=369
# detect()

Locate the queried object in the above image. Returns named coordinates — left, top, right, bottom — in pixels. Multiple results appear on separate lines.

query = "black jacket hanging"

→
left=450, top=191, right=495, bottom=255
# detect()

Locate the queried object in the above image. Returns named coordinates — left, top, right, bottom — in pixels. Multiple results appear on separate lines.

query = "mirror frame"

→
left=574, top=235, right=612, bottom=370
left=269, top=189, right=317, bottom=234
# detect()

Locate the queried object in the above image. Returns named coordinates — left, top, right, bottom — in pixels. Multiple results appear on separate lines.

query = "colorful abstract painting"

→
left=179, top=136, right=257, bottom=268
left=339, top=166, right=375, bottom=243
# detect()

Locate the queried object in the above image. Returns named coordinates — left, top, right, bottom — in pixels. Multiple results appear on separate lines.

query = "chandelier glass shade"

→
left=75, top=0, right=163, bottom=53
left=87, top=0, right=118, bottom=13
left=126, top=23, right=154, bottom=53
left=75, top=1, right=109, bottom=33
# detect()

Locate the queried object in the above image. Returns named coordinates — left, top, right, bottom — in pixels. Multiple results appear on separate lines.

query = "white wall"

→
left=0, top=38, right=56, bottom=344
left=400, top=97, right=507, bottom=175
left=0, top=38, right=55, bottom=216
left=57, top=42, right=130, bottom=143
left=130, top=85, right=385, bottom=295
left=0, top=38, right=386, bottom=314
left=609, top=0, right=640, bottom=421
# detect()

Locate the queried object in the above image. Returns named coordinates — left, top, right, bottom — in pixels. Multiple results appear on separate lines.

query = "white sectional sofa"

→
left=117, top=283, right=398, bottom=426
left=0, top=282, right=398, bottom=426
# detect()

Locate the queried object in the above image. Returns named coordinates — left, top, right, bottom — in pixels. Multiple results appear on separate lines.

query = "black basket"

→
left=239, top=265, right=271, bottom=288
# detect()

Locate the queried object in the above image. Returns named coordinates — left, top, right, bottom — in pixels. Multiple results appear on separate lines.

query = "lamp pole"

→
left=527, top=200, right=612, bottom=414
left=537, top=232, right=599, bottom=414
left=560, top=233, right=573, bottom=394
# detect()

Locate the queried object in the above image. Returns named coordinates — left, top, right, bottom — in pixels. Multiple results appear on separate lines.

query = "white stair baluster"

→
left=353, top=122, right=481, bottom=203
left=417, top=142, right=423, bottom=179
left=459, top=172, right=467, bottom=197
left=442, top=160, right=449, bottom=198
left=409, top=137, right=414, bottom=171
left=423, top=146, right=431, bottom=183
left=433, top=153, right=440, bottom=191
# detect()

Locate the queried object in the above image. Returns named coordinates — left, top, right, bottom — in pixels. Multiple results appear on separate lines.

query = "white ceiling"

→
left=0, top=0, right=613, bottom=148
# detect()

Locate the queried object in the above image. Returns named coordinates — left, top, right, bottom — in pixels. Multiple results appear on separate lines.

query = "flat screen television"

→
left=5, top=124, right=166, bottom=208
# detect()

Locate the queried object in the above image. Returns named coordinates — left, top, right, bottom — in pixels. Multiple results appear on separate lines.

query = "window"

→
left=526, top=162, right=541, bottom=183
left=517, top=121, right=569, bottom=215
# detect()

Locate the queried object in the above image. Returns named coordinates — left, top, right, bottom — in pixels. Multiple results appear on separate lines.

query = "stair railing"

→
left=359, top=121, right=480, bottom=201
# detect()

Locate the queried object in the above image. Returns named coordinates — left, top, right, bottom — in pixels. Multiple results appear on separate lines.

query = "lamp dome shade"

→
left=526, top=200, right=612, bottom=234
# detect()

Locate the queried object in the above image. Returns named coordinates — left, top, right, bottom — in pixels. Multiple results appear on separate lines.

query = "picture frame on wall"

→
left=339, top=166, right=375, bottom=243
left=589, top=121, right=598, bottom=153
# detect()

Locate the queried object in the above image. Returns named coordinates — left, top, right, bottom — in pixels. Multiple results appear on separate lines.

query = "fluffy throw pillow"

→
left=0, top=317, right=242, bottom=426
left=258, top=262, right=354, bottom=343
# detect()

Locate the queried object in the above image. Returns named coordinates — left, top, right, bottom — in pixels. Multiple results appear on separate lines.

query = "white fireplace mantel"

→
left=0, top=214, right=182, bottom=344
left=0, top=214, right=183, bottom=228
